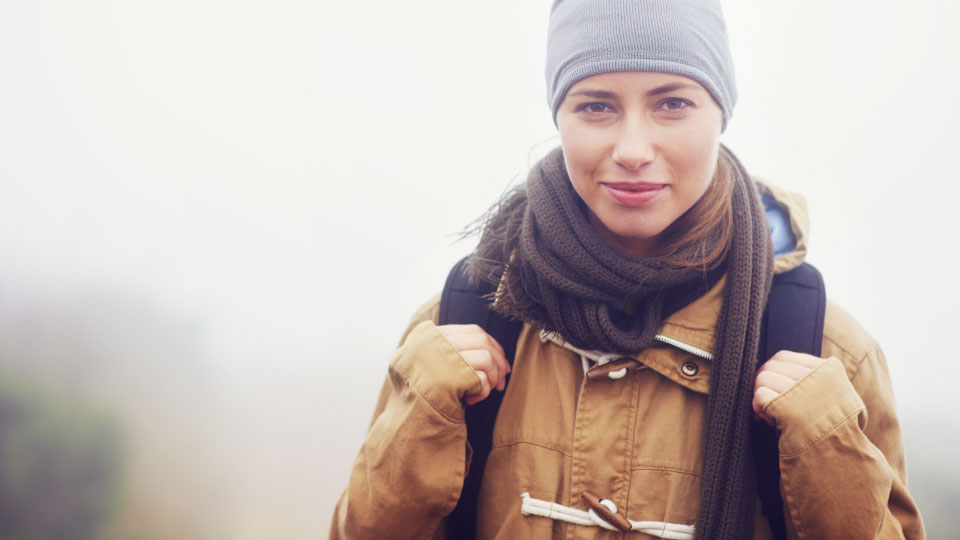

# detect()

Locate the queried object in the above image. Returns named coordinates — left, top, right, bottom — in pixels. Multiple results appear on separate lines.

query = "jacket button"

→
left=681, top=361, right=699, bottom=377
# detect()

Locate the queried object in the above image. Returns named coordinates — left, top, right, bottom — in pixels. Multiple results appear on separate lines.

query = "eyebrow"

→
left=645, top=82, right=701, bottom=97
left=567, top=83, right=702, bottom=100
left=566, top=89, right=618, bottom=99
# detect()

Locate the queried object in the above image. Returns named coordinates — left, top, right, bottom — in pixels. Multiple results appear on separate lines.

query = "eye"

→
left=577, top=102, right=614, bottom=114
left=660, top=98, right=691, bottom=111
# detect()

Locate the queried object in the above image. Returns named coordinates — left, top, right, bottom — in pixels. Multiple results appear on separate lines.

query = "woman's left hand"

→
left=753, top=351, right=827, bottom=426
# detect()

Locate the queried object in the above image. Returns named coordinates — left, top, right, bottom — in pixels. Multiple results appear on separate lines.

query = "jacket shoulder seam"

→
left=848, top=344, right=883, bottom=385
left=822, top=332, right=877, bottom=365
left=820, top=300, right=880, bottom=368
left=821, top=331, right=882, bottom=383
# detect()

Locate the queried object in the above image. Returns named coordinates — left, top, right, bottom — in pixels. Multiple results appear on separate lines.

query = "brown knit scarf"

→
left=469, top=145, right=773, bottom=539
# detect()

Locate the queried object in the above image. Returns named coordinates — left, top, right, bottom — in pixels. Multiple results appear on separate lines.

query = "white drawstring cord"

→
left=539, top=329, right=646, bottom=379
left=520, top=493, right=695, bottom=540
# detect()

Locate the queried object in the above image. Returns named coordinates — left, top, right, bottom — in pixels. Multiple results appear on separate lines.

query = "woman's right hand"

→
left=437, top=324, right=511, bottom=405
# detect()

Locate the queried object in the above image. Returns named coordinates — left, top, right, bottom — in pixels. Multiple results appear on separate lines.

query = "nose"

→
left=611, top=117, right=655, bottom=171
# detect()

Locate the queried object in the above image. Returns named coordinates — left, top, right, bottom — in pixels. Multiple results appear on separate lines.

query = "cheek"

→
left=559, top=126, right=608, bottom=191
left=669, top=126, right=721, bottom=195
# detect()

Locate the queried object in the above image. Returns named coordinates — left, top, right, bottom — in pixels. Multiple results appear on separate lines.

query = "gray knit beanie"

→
left=546, top=0, right=737, bottom=130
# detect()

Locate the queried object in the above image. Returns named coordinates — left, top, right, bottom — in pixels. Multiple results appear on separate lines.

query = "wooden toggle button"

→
left=585, top=358, right=642, bottom=381
left=581, top=491, right=631, bottom=531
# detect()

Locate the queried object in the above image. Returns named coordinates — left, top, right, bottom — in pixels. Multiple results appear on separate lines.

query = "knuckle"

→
left=763, top=359, right=783, bottom=371
left=770, top=350, right=792, bottom=363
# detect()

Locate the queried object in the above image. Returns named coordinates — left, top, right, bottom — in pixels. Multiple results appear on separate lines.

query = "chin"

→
left=603, top=221, right=668, bottom=254
left=606, top=216, right=666, bottom=242
left=586, top=205, right=671, bottom=255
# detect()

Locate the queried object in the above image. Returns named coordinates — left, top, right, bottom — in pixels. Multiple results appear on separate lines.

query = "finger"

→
left=442, top=331, right=491, bottom=353
left=752, top=389, right=765, bottom=417
left=485, top=335, right=511, bottom=388
left=755, top=370, right=798, bottom=394
left=486, top=333, right=509, bottom=373
left=475, top=369, right=490, bottom=399
left=752, top=409, right=773, bottom=425
left=465, top=370, right=491, bottom=405
left=437, top=325, right=511, bottom=389
left=761, top=359, right=813, bottom=381
left=461, top=349, right=501, bottom=390
left=751, top=393, right=776, bottom=426
left=769, top=350, right=824, bottom=370
left=444, top=330, right=510, bottom=389
left=754, top=385, right=780, bottom=412
left=796, top=354, right=826, bottom=369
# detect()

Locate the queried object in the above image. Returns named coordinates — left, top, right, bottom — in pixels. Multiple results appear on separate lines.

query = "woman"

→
left=331, top=0, right=925, bottom=538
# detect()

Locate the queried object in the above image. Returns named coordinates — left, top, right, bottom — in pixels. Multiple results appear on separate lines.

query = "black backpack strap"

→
left=439, top=256, right=523, bottom=540
left=753, top=262, right=827, bottom=540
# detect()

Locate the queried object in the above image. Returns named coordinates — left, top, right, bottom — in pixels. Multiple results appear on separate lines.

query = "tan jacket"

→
left=331, top=184, right=925, bottom=539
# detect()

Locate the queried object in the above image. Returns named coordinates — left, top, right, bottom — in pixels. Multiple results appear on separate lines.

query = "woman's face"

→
left=556, top=71, right=724, bottom=257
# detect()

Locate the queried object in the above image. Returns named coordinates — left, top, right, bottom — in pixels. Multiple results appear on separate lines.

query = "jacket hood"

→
left=757, top=180, right=810, bottom=275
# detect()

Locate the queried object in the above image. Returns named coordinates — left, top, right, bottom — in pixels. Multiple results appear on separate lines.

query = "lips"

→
left=602, top=182, right=666, bottom=206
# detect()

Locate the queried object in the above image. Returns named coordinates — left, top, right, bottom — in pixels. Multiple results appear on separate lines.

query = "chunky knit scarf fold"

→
left=469, top=145, right=774, bottom=539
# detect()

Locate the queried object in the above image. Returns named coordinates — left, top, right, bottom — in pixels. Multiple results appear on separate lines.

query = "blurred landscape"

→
left=0, top=274, right=346, bottom=539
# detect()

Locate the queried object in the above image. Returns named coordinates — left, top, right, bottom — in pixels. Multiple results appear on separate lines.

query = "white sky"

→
left=0, top=1, right=957, bottom=537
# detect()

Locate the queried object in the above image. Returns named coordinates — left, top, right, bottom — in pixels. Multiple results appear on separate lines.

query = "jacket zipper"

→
left=654, top=334, right=713, bottom=361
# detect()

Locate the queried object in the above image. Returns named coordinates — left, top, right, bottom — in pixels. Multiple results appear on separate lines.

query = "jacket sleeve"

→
left=329, top=298, right=484, bottom=540
left=764, top=348, right=926, bottom=539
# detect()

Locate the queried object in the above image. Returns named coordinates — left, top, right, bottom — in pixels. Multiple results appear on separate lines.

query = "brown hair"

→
left=654, top=153, right=734, bottom=270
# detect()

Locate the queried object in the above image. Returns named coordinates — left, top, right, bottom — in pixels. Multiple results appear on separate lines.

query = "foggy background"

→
left=0, top=0, right=957, bottom=538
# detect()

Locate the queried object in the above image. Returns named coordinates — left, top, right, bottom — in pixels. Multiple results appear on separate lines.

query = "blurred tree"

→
left=0, top=369, right=122, bottom=540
